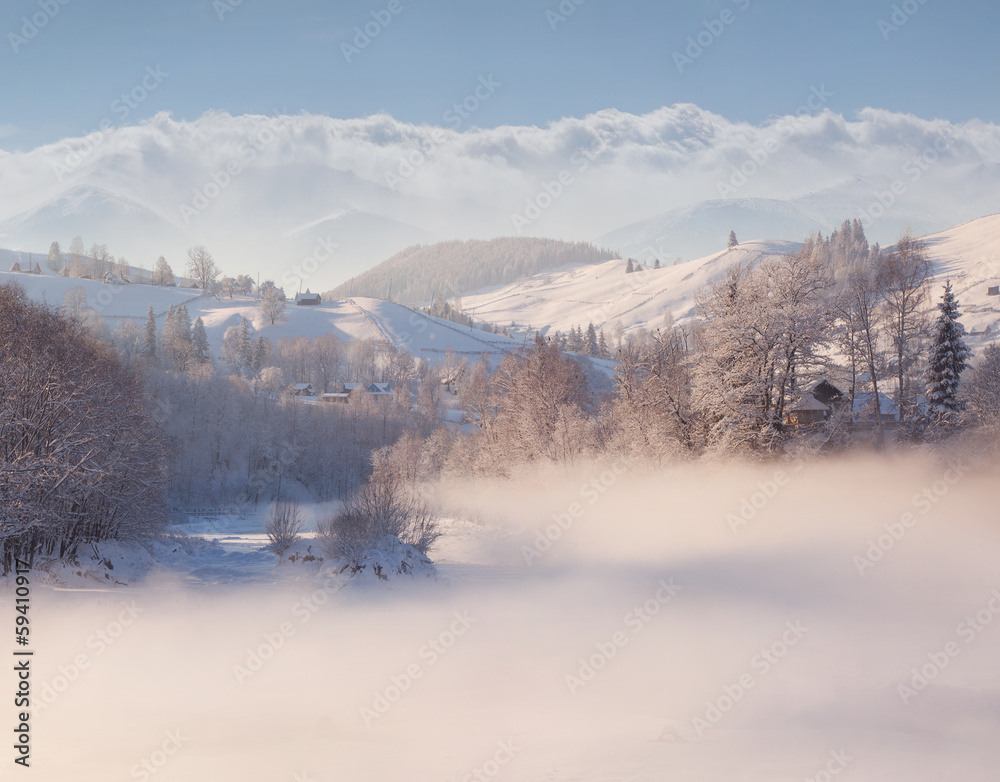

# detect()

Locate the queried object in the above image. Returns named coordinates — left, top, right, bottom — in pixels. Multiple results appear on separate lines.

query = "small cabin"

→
left=296, top=292, right=322, bottom=306
left=290, top=383, right=315, bottom=396
left=988, top=285, right=999, bottom=296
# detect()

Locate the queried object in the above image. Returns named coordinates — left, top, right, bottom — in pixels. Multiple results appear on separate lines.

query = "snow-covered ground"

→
left=10, top=453, right=1000, bottom=780
left=0, top=264, right=520, bottom=367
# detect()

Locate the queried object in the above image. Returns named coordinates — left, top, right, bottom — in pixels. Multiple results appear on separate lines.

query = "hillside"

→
left=0, top=265, right=520, bottom=367
left=460, top=239, right=801, bottom=336
left=324, top=237, right=615, bottom=306
left=462, top=215, right=1000, bottom=348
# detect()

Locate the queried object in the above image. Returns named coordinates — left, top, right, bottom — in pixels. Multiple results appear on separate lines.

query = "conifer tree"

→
left=925, top=281, right=971, bottom=423
left=192, top=317, right=210, bottom=363
left=143, top=305, right=157, bottom=359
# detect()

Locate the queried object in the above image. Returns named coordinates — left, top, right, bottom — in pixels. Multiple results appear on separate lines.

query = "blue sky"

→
left=1, top=0, right=997, bottom=151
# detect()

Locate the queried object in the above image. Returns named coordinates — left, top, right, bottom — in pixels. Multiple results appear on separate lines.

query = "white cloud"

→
left=0, top=104, right=998, bottom=288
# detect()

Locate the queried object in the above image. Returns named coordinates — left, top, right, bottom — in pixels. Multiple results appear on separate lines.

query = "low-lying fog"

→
left=22, top=453, right=1000, bottom=780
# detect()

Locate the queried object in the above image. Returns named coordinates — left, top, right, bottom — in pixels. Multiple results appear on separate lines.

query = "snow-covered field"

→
left=11, top=453, right=1000, bottom=780
left=0, top=263, right=520, bottom=366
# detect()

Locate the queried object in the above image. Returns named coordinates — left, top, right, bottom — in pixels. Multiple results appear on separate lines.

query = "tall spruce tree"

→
left=192, top=317, right=210, bottom=363
left=144, top=305, right=157, bottom=359
left=925, top=281, right=971, bottom=423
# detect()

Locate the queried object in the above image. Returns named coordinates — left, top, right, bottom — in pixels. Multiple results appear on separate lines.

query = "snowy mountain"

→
left=3, top=106, right=1000, bottom=291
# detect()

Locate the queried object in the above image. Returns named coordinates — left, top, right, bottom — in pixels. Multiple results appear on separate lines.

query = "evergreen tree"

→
left=653, top=258, right=661, bottom=269
left=253, top=334, right=267, bottom=371
left=625, top=258, right=635, bottom=274
left=597, top=330, right=609, bottom=359
left=238, top=317, right=254, bottom=375
left=143, top=305, right=157, bottom=359
left=192, top=317, right=210, bottom=363
left=47, top=241, right=62, bottom=272
left=585, top=323, right=599, bottom=357
left=728, top=230, right=739, bottom=248
left=925, top=281, right=971, bottom=422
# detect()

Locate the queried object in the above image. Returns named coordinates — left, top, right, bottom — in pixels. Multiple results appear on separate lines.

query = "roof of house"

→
left=852, top=392, right=899, bottom=416
left=292, top=382, right=313, bottom=391
left=367, top=383, right=393, bottom=394
left=791, top=393, right=829, bottom=412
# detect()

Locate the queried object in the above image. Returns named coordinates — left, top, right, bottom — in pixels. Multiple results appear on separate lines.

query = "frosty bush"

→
left=0, top=282, right=166, bottom=575
left=266, top=501, right=304, bottom=558
left=317, top=472, right=439, bottom=564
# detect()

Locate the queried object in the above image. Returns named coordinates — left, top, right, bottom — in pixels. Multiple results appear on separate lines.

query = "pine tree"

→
left=192, top=317, right=210, bottom=363
left=143, top=306, right=157, bottom=359
left=585, top=323, right=599, bottom=357
left=238, top=317, right=254, bottom=375
left=728, top=230, right=739, bottom=248
left=597, top=330, right=609, bottom=359
left=653, top=258, right=661, bottom=269
left=253, top=334, right=267, bottom=371
left=625, top=258, right=634, bottom=274
left=47, top=241, right=62, bottom=272
left=925, top=281, right=971, bottom=423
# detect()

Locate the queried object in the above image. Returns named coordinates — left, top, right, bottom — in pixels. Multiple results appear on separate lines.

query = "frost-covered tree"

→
left=47, top=241, right=62, bottom=272
left=152, top=256, right=174, bottom=286
left=882, top=229, right=931, bottom=421
left=163, top=303, right=194, bottom=370
left=259, top=286, right=286, bottom=325
left=90, top=243, right=112, bottom=280
left=266, top=501, right=303, bottom=558
left=728, top=230, right=738, bottom=248
left=192, top=317, right=211, bottom=363
left=625, top=258, right=635, bottom=274
left=966, top=343, right=1000, bottom=427
left=68, top=236, right=86, bottom=278
left=144, top=306, right=158, bottom=359
left=187, top=245, right=220, bottom=290
left=925, top=281, right=970, bottom=423
left=0, top=282, right=166, bottom=573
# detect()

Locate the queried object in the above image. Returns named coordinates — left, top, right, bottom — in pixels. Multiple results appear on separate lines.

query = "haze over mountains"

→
left=1, top=104, right=999, bottom=291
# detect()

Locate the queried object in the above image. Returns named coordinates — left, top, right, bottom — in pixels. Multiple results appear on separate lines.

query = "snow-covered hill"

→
left=0, top=264, right=519, bottom=365
left=461, top=240, right=801, bottom=336
left=464, top=214, right=1000, bottom=348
